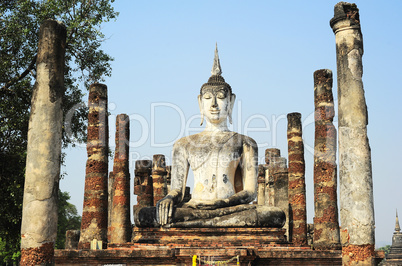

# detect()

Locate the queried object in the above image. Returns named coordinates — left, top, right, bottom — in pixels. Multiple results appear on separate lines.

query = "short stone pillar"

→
left=152, top=154, right=167, bottom=206
left=273, top=167, right=290, bottom=242
left=330, top=2, right=375, bottom=264
left=20, top=20, right=66, bottom=265
left=165, top=165, right=172, bottom=194
left=257, top=165, right=266, bottom=205
left=110, top=114, right=131, bottom=243
left=264, top=148, right=281, bottom=206
left=65, top=230, right=80, bottom=249
left=313, top=69, right=341, bottom=250
left=78, top=83, right=109, bottom=249
left=133, top=160, right=153, bottom=222
left=287, top=112, right=307, bottom=246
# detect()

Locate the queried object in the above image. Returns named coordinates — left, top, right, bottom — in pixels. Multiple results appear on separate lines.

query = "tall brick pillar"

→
left=287, top=112, right=307, bottom=246
left=110, top=114, right=131, bottom=243
left=330, top=2, right=375, bottom=264
left=20, top=20, right=66, bottom=265
left=152, top=154, right=167, bottom=206
left=313, top=69, right=341, bottom=250
left=133, top=160, right=153, bottom=222
left=78, top=83, right=109, bottom=249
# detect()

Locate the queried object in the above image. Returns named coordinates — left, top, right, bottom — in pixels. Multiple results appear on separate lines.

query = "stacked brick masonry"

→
left=313, top=69, right=341, bottom=250
left=152, top=154, right=167, bottom=206
left=78, top=83, right=109, bottom=249
left=109, top=114, right=131, bottom=243
left=133, top=160, right=153, bottom=218
left=287, top=112, right=307, bottom=246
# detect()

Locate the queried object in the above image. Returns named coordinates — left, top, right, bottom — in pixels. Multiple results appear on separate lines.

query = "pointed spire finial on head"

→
left=211, top=43, right=222, bottom=76
left=396, top=209, right=401, bottom=232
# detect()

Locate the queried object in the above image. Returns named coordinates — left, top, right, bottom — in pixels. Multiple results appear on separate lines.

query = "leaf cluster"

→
left=0, top=0, right=118, bottom=263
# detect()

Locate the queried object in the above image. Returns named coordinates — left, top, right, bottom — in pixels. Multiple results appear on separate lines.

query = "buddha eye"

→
left=217, top=92, right=225, bottom=99
left=203, top=92, right=212, bottom=99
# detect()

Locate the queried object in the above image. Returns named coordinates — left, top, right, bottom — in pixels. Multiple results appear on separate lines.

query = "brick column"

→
left=152, top=154, right=167, bottom=206
left=20, top=20, right=66, bottom=265
left=78, top=83, right=109, bottom=249
left=133, top=160, right=153, bottom=222
left=287, top=112, right=307, bottom=246
left=110, top=114, right=131, bottom=243
left=330, top=3, right=375, bottom=264
left=313, top=69, right=341, bottom=250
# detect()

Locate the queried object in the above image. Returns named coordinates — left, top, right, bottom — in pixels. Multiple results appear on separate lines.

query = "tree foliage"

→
left=0, top=0, right=118, bottom=263
left=56, top=190, right=81, bottom=249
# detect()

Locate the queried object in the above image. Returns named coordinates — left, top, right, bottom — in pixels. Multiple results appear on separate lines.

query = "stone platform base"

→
left=54, top=227, right=385, bottom=265
left=131, top=227, right=287, bottom=247
left=55, top=246, right=385, bottom=265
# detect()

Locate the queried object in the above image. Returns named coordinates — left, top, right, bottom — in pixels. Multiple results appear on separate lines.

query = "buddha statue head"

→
left=198, top=45, right=236, bottom=127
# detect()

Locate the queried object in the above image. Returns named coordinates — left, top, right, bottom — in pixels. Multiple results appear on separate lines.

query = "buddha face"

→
left=198, top=87, right=236, bottom=125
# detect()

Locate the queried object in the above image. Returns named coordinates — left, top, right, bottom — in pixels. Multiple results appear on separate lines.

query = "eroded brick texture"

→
left=152, top=154, right=167, bottom=206
left=133, top=160, right=153, bottom=221
left=78, top=83, right=108, bottom=249
left=313, top=69, right=341, bottom=250
left=21, top=243, right=54, bottom=266
left=109, top=114, right=131, bottom=244
left=287, top=112, right=307, bottom=246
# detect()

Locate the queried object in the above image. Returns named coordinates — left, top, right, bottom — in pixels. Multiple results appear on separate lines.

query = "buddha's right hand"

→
left=156, top=195, right=174, bottom=226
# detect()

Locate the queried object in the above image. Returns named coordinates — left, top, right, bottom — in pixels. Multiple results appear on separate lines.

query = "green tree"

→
left=0, top=0, right=118, bottom=263
left=56, top=190, right=81, bottom=249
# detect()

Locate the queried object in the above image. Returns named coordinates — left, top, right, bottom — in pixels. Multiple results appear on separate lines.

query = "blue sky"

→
left=60, top=1, right=402, bottom=247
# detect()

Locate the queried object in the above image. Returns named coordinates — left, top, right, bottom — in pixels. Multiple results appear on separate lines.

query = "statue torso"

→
left=174, top=131, right=253, bottom=204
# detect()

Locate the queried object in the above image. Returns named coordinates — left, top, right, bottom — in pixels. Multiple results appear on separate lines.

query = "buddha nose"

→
left=211, top=96, right=218, bottom=108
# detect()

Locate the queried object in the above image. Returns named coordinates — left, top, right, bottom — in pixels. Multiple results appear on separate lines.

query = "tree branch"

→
left=0, top=54, right=37, bottom=92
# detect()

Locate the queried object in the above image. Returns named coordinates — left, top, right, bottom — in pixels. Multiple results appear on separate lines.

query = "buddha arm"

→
left=196, top=137, right=258, bottom=210
left=226, top=137, right=258, bottom=205
left=156, top=139, right=189, bottom=225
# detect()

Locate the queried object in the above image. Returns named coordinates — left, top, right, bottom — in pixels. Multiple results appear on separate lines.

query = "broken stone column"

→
left=165, top=165, right=172, bottom=194
left=257, top=165, right=265, bottom=205
left=273, top=167, right=290, bottom=242
left=330, top=3, right=375, bottom=264
left=20, top=20, right=66, bottom=265
left=313, top=69, right=341, bottom=250
left=78, top=83, right=109, bottom=249
left=287, top=112, right=307, bottom=246
left=265, top=148, right=281, bottom=206
left=133, top=160, right=153, bottom=222
left=152, top=154, right=167, bottom=206
left=65, top=230, right=80, bottom=249
left=110, top=114, right=131, bottom=243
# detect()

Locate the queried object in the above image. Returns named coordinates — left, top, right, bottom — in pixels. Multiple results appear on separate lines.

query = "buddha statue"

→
left=136, top=45, right=285, bottom=228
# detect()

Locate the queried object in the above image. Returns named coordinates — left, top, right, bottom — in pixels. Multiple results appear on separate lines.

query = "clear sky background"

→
left=60, top=0, right=402, bottom=247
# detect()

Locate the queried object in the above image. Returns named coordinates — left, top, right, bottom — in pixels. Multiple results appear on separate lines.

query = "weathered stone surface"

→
left=109, top=114, right=131, bottom=244
left=313, top=69, right=341, bottom=250
left=330, top=2, right=375, bottom=264
left=287, top=112, right=307, bottom=246
left=257, top=164, right=266, bottom=205
left=78, top=83, right=109, bottom=249
left=20, top=19, right=66, bottom=265
left=133, top=159, right=153, bottom=224
left=153, top=45, right=284, bottom=229
left=152, top=154, right=167, bottom=206
left=65, top=230, right=80, bottom=249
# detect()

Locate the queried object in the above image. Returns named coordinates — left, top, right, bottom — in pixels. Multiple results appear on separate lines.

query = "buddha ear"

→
left=198, top=95, right=204, bottom=126
left=228, top=93, right=236, bottom=124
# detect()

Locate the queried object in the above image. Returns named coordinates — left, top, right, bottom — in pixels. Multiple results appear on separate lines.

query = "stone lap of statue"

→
left=135, top=45, right=285, bottom=228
